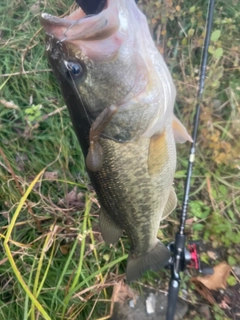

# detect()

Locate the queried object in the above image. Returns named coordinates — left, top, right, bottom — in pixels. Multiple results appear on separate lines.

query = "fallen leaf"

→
left=192, top=262, right=231, bottom=290
left=110, top=280, right=137, bottom=315
left=58, top=186, right=84, bottom=209
left=60, top=244, right=71, bottom=255
left=191, top=279, right=216, bottom=304
left=186, top=217, right=194, bottom=225
left=207, top=250, right=218, bottom=260
left=43, top=225, right=59, bottom=253
left=44, top=171, right=58, bottom=181
left=111, top=280, right=137, bottom=304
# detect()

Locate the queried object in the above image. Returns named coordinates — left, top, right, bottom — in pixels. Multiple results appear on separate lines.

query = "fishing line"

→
left=166, top=0, right=215, bottom=319
left=66, top=61, right=93, bottom=127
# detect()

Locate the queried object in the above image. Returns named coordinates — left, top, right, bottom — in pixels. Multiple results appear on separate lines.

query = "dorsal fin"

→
left=172, top=115, right=192, bottom=143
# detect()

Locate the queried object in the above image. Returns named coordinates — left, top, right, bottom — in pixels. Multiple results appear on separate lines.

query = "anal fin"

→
left=161, top=187, right=177, bottom=220
left=99, top=208, right=122, bottom=245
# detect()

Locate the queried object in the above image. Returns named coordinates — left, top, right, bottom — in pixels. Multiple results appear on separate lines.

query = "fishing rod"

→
left=73, top=0, right=215, bottom=318
left=166, top=0, right=215, bottom=319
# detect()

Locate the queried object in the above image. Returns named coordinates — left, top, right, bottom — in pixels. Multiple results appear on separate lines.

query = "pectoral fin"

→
left=86, top=141, right=103, bottom=172
left=99, top=208, right=123, bottom=245
left=148, top=130, right=168, bottom=176
left=86, top=105, right=118, bottom=172
left=172, top=115, right=192, bottom=143
left=161, top=187, right=177, bottom=220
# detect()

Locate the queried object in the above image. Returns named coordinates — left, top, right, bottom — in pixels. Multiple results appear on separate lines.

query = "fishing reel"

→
left=166, top=234, right=214, bottom=320
left=167, top=240, right=214, bottom=275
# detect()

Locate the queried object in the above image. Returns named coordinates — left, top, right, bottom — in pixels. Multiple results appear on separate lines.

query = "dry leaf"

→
left=44, top=171, right=58, bottom=181
left=186, top=218, right=194, bottom=225
left=43, top=225, right=59, bottom=253
left=207, top=250, right=218, bottom=260
left=111, top=280, right=136, bottom=304
left=110, top=280, right=137, bottom=315
left=192, top=262, right=231, bottom=290
left=191, top=279, right=216, bottom=304
left=58, top=186, right=84, bottom=209
left=60, top=244, right=71, bottom=255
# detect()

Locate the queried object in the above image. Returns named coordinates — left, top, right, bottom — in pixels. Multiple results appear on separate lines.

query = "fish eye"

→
left=66, top=61, right=83, bottom=77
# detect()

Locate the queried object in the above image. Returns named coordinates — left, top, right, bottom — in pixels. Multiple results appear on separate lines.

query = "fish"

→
left=40, top=0, right=192, bottom=282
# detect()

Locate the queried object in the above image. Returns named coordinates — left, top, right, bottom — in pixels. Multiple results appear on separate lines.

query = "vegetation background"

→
left=0, top=0, right=240, bottom=319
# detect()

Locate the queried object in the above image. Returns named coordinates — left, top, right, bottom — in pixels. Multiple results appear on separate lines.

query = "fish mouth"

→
left=74, top=0, right=107, bottom=15
left=40, top=0, right=119, bottom=42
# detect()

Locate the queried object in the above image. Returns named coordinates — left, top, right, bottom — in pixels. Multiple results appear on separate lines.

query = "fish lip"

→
left=40, top=13, right=76, bottom=28
left=41, top=0, right=109, bottom=26
left=40, top=0, right=114, bottom=41
left=40, top=10, right=88, bottom=28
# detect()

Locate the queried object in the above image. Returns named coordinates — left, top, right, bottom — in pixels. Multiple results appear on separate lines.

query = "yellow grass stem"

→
left=0, top=75, right=10, bottom=91
left=61, top=196, right=91, bottom=319
left=31, top=224, right=57, bottom=319
left=87, top=215, right=108, bottom=299
left=3, top=168, right=51, bottom=320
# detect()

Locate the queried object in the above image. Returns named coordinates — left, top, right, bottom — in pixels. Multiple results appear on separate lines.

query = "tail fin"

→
left=126, top=240, right=170, bottom=282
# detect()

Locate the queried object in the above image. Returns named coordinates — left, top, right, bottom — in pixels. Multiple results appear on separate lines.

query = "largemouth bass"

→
left=40, top=0, right=192, bottom=282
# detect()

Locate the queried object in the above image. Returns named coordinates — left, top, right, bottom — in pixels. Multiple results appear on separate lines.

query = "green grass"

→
left=1, top=0, right=240, bottom=319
